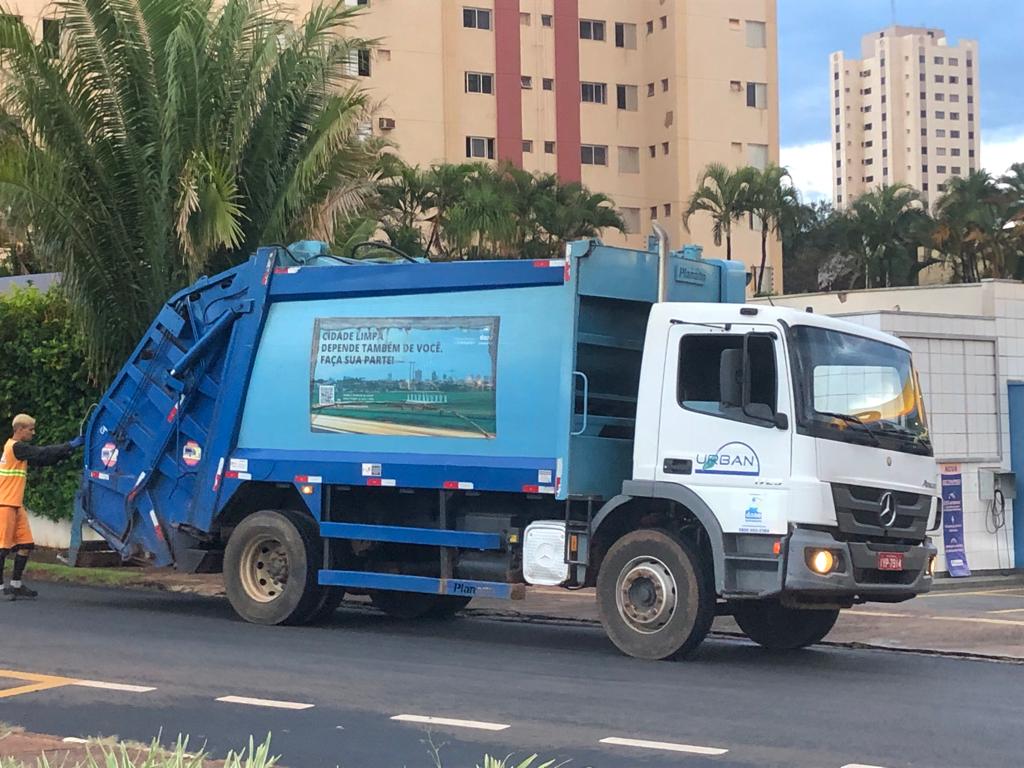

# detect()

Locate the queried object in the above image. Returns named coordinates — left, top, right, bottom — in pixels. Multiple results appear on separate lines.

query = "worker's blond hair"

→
left=12, top=413, right=35, bottom=429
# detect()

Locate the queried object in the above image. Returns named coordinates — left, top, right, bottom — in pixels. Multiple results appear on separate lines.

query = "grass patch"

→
left=25, top=562, right=144, bottom=587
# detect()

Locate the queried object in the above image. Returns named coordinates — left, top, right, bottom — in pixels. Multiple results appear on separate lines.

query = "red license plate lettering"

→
left=877, top=552, right=904, bottom=571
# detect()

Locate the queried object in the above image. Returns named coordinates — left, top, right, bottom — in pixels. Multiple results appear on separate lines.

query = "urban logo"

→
left=695, top=442, right=760, bottom=477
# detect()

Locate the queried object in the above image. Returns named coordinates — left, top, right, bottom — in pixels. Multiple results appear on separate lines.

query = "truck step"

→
left=319, top=522, right=502, bottom=551
left=318, top=570, right=525, bottom=600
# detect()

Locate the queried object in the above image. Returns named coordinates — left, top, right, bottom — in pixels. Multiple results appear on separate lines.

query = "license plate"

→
left=877, top=552, right=904, bottom=571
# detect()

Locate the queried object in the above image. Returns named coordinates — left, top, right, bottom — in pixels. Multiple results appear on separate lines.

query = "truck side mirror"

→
left=719, top=348, right=743, bottom=408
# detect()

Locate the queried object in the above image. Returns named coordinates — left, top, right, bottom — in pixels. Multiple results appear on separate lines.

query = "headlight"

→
left=808, top=549, right=837, bottom=575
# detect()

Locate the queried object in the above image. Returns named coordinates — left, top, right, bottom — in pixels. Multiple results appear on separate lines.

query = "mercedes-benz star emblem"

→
left=878, top=491, right=897, bottom=528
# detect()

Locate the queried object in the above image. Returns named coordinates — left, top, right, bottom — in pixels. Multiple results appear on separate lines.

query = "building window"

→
left=950, top=94, right=959, bottom=103
left=616, top=84, right=638, bottom=111
left=357, top=49, right=371, bottom=76
left=661, top=78, right=670, bottom=92
left=949, top=57, right=959, bottom=66
left=746, top=82, right=767, bottom=109
left=42, top=17, right=61, bottom=54
left=463, top=7, right=492, bottom=30
left=544, top=141, right=556, bottom=154
left=615, top=22, right=637, bottom=49
left=466, top=136, right=495, bottom=159
left=581, top=144, right=608, bottom=166
left=618, top=146, right=640, bottom=174
left=581, top=82, right=608, bottom=104
left=936, top=129, right=946, bottom=138
left=863, top=158, right=873, bottom=165
left=936, top=165, right=947, bottom=174
left=650, top=206, right=658, bottom=220
left=922, top=165, right=928, bottom=173
left=920, top=110, right=926, bottom=118
left=660, top=16, right=668, bottom=29
left=968, top=113, right=975, bottom=122
left=646, top=20, right=654, bottom=34
left=836, top=177, right=842, bottom=186
left=522, top=140, right=533, bottom=153
left=648, top=145, right=656, bottom=158
left=864, top=123, right=873, bottom=130
left=664, top=203, right=672, bottom=216
left=950, top=112, right=960, bottom=120
left=662, top=142, right=670, bottom=155
left=934, top=56, right=944, bottom=65
left=580, top=19, right=606, bottom=41
left=951, top=148, right=961, bottom=156
left=935, top=111, right=945, bottom=119
left=543, top=78, right=554, bottom=91
left=541, top=14, right=552, bottom=27
left=922, top=146, right=928, bottom=154
left=620, top=207, right=641, bottom=233
left=865, top=175, right=874, bottom=183
left=950, top=75, right=959, bottom=84
left=748, top=143, right=769, bottom=170
left=936, top=147, right=946, bottom=156
left=647, top=82, right=656, bottom=97
left=951, top=130, right=960, bottom=138
left=745, top=20, right=767, bottom=48
left=935, top=93, right=945, bottom=102
left=935, top=74, right=945, bottom=83
left=521, top=75, right=533, bottom=89
left=465, top=72, right=494, bottom=94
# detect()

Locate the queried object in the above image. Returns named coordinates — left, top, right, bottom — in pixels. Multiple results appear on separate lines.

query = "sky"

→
left=778, top=0, right=1024, bottom=202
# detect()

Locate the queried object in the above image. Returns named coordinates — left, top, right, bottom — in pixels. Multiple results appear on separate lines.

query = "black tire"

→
left=370, top=590, right=447, bottom=619
left=732, top=600, right=840, bottom=650
left=596, top=529, right=715, bottom=660
left=424, top=595, right=472, bottom=619
left=224, top=509, right=323, bottom=626
left=307, top=586, right=346, bottom=624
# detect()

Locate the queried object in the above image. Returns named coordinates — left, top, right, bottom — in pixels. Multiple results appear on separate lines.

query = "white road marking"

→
left=842, top=764, right=890, bottom=768
left=216, top=695, right=314, bottom=710
left=390, top=714, right=510, bottom=731
left=920, top=588, right=1024, bottom=599
left=928, top=615, right=1024, bottom=627
left=847, top=610, right=914, bottom=618
left=988, top=607, right=1024, bottom=614
left=599, top=737, right=728, bottom=756
left=73, top=680, right=156, bottom=693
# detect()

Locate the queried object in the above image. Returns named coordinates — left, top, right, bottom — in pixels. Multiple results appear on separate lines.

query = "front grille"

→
left=831, top=483, right=931, bottom=543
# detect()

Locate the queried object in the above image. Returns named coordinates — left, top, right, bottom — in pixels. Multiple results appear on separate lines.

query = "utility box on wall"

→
left=978, top=468, right=1017, bottom=501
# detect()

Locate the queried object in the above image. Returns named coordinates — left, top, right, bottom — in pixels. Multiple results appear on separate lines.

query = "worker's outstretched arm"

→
left=12, top=439, right=78, bottom=467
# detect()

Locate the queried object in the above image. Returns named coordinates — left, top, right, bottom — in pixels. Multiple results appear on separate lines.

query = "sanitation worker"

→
left=0, top=414, right=83, bottom=600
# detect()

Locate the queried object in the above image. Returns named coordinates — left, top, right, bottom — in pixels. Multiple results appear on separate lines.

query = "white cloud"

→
left=780, top=142, right=832, bottom=204
left=781, top=128, right=1024, bottom=205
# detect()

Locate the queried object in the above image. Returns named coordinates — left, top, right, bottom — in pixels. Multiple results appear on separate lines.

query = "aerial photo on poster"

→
left=309, top=316, right=499, bottom=438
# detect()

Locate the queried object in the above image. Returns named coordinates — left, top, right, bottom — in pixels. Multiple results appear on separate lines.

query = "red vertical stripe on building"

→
left=553, top=0, right=581, bottom=183
left=494, top=0, right=523, bottom=168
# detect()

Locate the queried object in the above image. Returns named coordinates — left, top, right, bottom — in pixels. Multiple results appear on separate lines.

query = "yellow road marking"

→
left=928, top=616, right=1024, bottom=627
left=919, top=588, right=1024, bottom=599
left=0, top=669, right=76, bottom=699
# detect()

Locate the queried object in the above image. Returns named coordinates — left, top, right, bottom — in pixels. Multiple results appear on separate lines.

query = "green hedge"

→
left=0, top=287, right=100, bottom=521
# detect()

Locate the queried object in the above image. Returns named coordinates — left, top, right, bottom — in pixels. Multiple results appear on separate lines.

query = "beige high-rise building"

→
left=831, top=27, right=980, bottom=208
left=7, top=0, right=782, bottom=290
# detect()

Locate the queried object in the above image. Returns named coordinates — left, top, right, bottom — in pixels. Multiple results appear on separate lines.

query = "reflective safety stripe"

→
left=0, top=469, right=26, bottom=477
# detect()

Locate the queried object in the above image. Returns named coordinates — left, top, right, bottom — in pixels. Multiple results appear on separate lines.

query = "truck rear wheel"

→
left=732, top=600, right=839, bottom=650
left=224, top=509, right=323, bottom=626
left=370, top=591, right=468, bottom=619
left=596, top=529, right=715, bottom=660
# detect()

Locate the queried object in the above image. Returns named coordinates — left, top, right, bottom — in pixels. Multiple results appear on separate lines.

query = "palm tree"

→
left=0, top=0, right=381, bottom=379
left=746, top=164, right=800, bottom=294
left=933, top=171, right=1011, bottom=282
left=683, top=164, right=756, bottom=261
left=846, top=184, right=933, bottom=287
left=534, top=180, right=625, bottom=258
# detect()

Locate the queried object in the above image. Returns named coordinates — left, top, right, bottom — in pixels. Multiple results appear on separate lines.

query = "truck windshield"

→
left=789, top=325, right=931, bottom=456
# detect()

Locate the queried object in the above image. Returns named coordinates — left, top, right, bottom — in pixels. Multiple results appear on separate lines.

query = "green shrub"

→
left=0, top=287, right=100, bottom=521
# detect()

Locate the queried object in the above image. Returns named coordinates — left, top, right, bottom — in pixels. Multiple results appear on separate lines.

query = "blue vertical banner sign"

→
left=940, top=463, right=971, bottom=577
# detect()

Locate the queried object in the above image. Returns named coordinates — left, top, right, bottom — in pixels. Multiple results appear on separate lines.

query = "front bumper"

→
left=782, top=527, right=936, bottom=605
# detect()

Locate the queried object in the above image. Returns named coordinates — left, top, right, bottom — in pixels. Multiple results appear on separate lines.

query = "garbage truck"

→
left=72, top=230, right=940, bottom=660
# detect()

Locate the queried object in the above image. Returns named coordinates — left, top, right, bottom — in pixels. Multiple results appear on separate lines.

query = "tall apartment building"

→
left=831, top=27, right=980, bottom=208
left=5, top=0, right=782, bottom=289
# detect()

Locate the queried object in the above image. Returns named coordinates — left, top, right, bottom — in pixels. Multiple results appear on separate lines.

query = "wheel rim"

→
left=615, top=555, right=678, bottom=635
left=239, top=536, right=289, bottom=603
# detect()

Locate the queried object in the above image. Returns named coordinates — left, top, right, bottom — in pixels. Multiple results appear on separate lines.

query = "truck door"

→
left=655, top=323, right=792, bottom=535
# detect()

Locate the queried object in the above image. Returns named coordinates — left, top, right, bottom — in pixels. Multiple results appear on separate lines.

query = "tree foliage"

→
left=0, top=0, right=382, bottom=381
left=0, top=288, right=99, bottom=521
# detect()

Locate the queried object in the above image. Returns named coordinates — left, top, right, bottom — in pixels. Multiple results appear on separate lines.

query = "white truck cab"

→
left=591, top=302, right=937, bottom=659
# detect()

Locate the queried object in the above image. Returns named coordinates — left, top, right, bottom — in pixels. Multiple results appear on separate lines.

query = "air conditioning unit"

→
left=378, top=117, right=396, bottom=130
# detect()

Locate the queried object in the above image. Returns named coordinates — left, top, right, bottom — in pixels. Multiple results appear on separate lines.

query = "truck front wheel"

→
left=224, top=509, right=324, bottom=626
left=731, top=600, right=839, bottom=650
left=596, top=529, right=715, bottom=660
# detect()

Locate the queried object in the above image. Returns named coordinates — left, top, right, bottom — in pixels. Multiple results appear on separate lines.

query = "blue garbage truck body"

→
left=75, top=236, right=937, bottom=663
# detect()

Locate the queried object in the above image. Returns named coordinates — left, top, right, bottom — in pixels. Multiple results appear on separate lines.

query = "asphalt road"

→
left=1, top=583, right=1022, bottom=768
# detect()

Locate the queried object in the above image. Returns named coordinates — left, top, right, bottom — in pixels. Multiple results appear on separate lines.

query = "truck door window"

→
left=677, top=334, right=777, bottom=424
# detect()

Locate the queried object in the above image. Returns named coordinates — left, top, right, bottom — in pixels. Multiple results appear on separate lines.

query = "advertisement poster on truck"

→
left=309, top=316, right=499, bottom=438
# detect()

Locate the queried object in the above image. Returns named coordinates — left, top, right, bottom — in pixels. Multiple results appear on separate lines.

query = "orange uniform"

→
left=0, top=438, right=32, bottom=549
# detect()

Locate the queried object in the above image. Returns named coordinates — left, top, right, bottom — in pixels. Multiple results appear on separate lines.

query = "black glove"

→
left=69, top=435, right=84, bottom=449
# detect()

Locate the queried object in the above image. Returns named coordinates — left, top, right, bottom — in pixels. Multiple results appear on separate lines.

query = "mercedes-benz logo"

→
left=878, top=491, right=897, bottom=528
